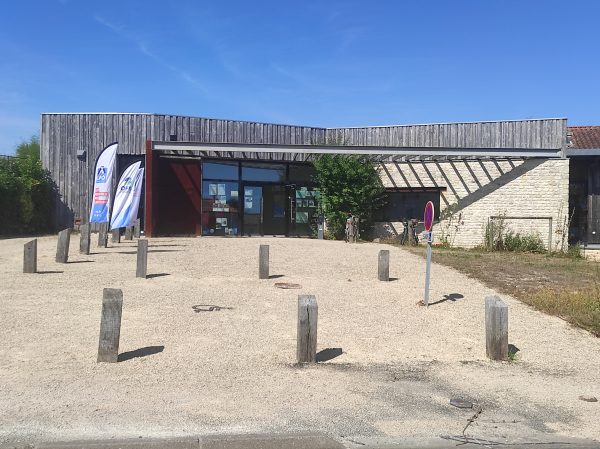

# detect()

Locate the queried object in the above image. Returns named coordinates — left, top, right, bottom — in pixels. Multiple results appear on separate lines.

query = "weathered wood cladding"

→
left=41, top=113, right=327, bottom=229
left=41, top=113, right=566, bottom=230
left=328, top=118, right=567, bottom=150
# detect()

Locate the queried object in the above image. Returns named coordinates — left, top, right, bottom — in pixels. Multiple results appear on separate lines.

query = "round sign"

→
left=424, top=201, right=434, bottom=231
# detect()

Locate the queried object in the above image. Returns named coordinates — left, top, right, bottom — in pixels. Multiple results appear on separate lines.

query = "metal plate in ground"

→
left=450, top=399, right=473, bottom=408
left=275, top=283, right=302, bottom=289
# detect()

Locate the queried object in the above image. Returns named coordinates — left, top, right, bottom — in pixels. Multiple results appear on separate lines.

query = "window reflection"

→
left=242, top=162, right=286, bottom=182
left=202, top=181, right=239, bottom=235
left=203, top=160, right=239, bottom=180
left=289, top=164, right=316, bottom=184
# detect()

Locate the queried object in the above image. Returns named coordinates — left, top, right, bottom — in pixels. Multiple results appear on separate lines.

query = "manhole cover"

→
left=275, top=283, right=302, bottom=289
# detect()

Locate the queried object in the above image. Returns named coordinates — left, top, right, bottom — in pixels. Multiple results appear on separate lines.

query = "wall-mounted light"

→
left=77, top=150, right=86, bottom=161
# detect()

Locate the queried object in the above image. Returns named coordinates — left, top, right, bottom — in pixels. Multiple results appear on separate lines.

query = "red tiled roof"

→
left=568, top=126, right=600, bottom=149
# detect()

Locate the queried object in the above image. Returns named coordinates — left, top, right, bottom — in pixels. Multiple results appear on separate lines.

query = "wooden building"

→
left=40, top=113, right=568, bottom=247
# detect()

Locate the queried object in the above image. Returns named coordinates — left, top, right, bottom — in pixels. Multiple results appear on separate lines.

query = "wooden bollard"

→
left=125, top=226, right=133, bottom=240
left=55, top=228, right=71, bottom=263
left=136, top=239, right=148, bottom=278
left=23, top=239, right=37, bottom=273
left=134, top=218, right=141, bottom=238
left=259, top=245, right=269, bottom=279
left=97, top=288, right=123, bottom=363
left=98, top=222, right=108, bottom=247
left=297, top=295, right=318, bottom=363
left=111, top=228, right=120, bottom=243
left=378, top=250, right=389, bottom=281
left=80, top=223, right=90, bottom=255
left=485, top=296, right=508, bottom=360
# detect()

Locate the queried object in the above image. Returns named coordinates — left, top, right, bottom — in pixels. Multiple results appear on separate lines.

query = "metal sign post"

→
left=423, top=202, right=434, bottom=307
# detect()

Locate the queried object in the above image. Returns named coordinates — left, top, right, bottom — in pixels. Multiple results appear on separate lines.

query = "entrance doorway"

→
left=242, top=184, right=292, bottom=236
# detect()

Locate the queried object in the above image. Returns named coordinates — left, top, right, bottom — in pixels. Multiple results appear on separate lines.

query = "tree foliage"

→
left=0, top=156, right=53, bottom=235
left=15, top=134, right=40, bottom=160
left=312, top=153, right=385, bottom=240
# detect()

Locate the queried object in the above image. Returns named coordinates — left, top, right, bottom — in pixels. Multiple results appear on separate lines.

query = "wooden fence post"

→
left=378, top=250, right=389, bottom=281
left=259, top=245, right=269, bottom=279
left=97, top=288, right=123, bottom=363
left=55, top=228, right=72, bottom=263
left=80, top=223, right=90, bottom=255
left=111, top=228, right=120, bottom=243
left=134, top=218, right=141, bottom=238
left=23, top=239, right=37, bottom=273
left=125, top=226, right=133, bottom=240
left=98, top=222, right=108, bottom=248
left=485, top=296, right=508, bottom=360
left=297, top=295, right=318, bottom=363
left=136, top=240, right=148, bottom=278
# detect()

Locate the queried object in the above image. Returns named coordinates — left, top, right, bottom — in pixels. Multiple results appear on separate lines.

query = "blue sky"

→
left=1, top=0, right=599, bottom=154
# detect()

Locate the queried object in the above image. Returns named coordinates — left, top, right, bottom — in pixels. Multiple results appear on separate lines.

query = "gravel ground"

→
left=0, top=235, right=599, bottom=446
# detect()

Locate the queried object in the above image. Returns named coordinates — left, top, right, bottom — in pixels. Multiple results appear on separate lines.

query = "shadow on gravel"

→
left=67, top=260, right=94, bottom=264
left=316, top=348, right=343, bottom=362
left=269, top=274, right=284, bottom=279
left=429, top=293, right=464, bottom=306
left=118, top=345, right=164, bottom=362
left=147, top=273, right=170, bottom=279
left=37, top=271, right=64, bottom=274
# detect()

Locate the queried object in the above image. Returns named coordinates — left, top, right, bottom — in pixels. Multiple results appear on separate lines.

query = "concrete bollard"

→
left=111, top=228, right=120, bottom=244
left=23, top=239, right=37, bottom=273
left=378, top=250, right=389, bottom=281
left=134, top=218, right=141, bottom=238
left=125, top=226, right=133, bottom=240
left=485, top=296, right=508, bottom=361
left=97, top=288, right=123, bottom=363
left=80, top=223, right=91, bottom=255
left=297, top=295, right=318, bottom=363
left=55, top=228, right=72, bottom=263
left=136, top=240, right=148, bottom=278
left=98, top=222, right=108, bottom=248
left=259, top=245, right=269, bottom=279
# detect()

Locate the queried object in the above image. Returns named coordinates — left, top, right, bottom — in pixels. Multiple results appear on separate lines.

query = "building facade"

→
left=41, top=113, right=568, bottom=248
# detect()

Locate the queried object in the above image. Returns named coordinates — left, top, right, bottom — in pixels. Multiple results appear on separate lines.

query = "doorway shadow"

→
left=428, top=293, right=464, bottom=306
left=118, top=345, right=164, bottom=362
left=316, top=348, right=343, bottom=362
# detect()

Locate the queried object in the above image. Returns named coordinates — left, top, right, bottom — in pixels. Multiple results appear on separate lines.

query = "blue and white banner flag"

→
left=90, top=143, right=118, bottom=223
left=127, top=167, right=144, bottom=227
left=110, top=161, right=141, bottom=230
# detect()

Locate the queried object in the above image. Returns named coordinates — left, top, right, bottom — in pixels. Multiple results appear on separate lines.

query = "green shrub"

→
left=0, top=156, right=53, bottom=235
left=504, top=231, right=546, bottom=253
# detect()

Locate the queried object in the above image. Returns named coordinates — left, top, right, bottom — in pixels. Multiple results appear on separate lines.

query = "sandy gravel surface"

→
left=0, top=235, right=599, bottom=446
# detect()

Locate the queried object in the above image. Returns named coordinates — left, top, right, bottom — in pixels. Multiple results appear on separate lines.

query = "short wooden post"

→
left=378, top=250, right=389, bottom=281
left=297, top=295, right=318, bottom=363
left=111, top=228, right=120, bottom=243
left=259, top=245, right=269, bottom=279
left=125, top=226, right=133, bottom=240
left=134, top=218, right=141, bottom=238
left=485, top=296, right=508, bottom=361
left=55, top=228, right=71, bottom=263
left=23, top=239, right=37, bottom=273
left=97, top=288, right=123, bottom=363
left=80, top=223, right=90, bottom=255
left=348, top=219, right=354, bottom=243
left=136, top=240, right=148, bottom=278
left=98, top=222, right=108, bottom=248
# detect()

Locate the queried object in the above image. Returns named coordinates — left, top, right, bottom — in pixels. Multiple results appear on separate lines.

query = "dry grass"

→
left=398, top=243, right=600, bottom=335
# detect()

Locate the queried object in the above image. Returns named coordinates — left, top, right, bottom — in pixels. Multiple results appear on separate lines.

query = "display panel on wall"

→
left=374, top=190, right=441, bottom=222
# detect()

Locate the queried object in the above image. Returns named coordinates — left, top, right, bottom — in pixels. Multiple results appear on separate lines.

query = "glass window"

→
left=202, top=181, right=240, bottom=236
left=242, top=162, right=286, bottom=183
left=289, top=164, right=316, bottom=184
left=203, top=160, right=239, bottom=180
left=374, top=191, right=440, bottom=222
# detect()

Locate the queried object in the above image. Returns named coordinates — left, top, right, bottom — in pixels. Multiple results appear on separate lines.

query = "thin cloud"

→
left=94, top=15, right=206, bottom=94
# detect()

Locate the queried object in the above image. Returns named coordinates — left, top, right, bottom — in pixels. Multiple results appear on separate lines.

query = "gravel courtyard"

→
left=0, top=235, right=599, bottom=446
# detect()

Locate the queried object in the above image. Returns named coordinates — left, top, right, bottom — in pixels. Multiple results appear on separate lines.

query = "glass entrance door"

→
left=242, top=184, right=291, bottom=236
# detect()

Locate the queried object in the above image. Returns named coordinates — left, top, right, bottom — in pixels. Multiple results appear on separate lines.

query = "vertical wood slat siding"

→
left=329, top=118, right=566, bottom=149
left=41, top=113, right=328, bottom=229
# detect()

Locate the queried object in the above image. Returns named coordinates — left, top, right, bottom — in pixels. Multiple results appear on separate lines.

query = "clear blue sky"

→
left=1, top=0, right=599, bottom=154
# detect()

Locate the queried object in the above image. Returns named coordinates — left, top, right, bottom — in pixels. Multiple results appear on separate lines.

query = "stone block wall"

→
left=373, top=158, right=570, bottom=249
